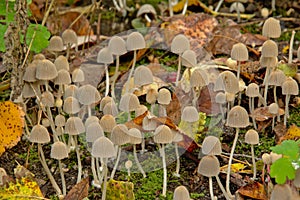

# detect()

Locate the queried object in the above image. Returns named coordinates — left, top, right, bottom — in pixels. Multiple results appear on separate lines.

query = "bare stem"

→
left=73, top=135, right=82, bottom=183
left=161, top=144, right=167, bottom=197
left=251, top=145, right=256, bottom=180
left=58, top=160, right=66, bottom=195
left=209, top=177, right=214, bottom=200
left=110, top=147, right=121, bottom=179
left=133, top=145, right=146, bottom=178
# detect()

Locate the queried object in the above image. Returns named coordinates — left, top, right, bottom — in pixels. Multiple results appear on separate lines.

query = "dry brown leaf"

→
left=278, top=124, right=300, bottom=143
left=238, top=181, right=267, bottom=200
left=64, top=177, right=89, bottom=200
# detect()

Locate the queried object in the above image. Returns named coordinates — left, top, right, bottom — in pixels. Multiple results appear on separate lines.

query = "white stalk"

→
left=174, top=143, right=180, bottom=177
left=133, top=145, right=146, bottom=178
left=216, top=175, right=230, bottom=200
left=58, top=160, right=67, bottom=195
left=251, top=144, right=256, bottom=180
left=126, top=50, right=137, bottom=92
left=288, top=31, right=296, bottom=64
left=73, top=135, right=82, bottom=183
left=105, top=64, right=109, bottom=97
left=101, top=158, right=108, bottom=200
left=110, top=147, right=121, bottom=179
left=284, top=94, right=290, bottom=126
left=209, top=177, right=214, bottom=200
left=175, top=56, right=182, bottom=86
left=161, top=144, right=167, bottom=197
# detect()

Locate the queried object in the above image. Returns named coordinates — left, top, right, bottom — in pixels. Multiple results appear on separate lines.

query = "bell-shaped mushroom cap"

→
left=268, top=103, right=279, bottom=115
left=72, top=68, right=85, bottom=83
left=157, top=88, right=171, bottom=105
left=29, top=124, right=50, bottom=144
left=64, top=84, right=78, bottom=99
left=63, top=96, right=81, bottom=115
left=181, top=106, right=199, bottom=122
left=22, top=82, right=39, bottom=98
left=97, top=47, right=113, bottom=64
left=125, top=160, right=133, bottom=169
left=226, top=92, right=235, bottom=102
left=245, top=129, right=259, bottom=145
left=282, top=77, right=299, bottom=95
left=23, top=63, right=37, bottom=82
left=55, top=114, right=66, bottom=127
left=77, top=84, right=101, bottom=105
left=197, top=155, right=220, bottom=177
left=110, top=124, right=130, bottom=145
left=202, top=136, right=222, bottom=155
left=215, top=92, right=226, bottom=104
left=134, top=65, right=153, bottom=86
left=214, top=71, right=239, bottom=94
left=0, top=167, right=7, bottom=185
left=50, top=141, right=68, bottom=160
left=259, top=56, right=278, bottom=67
left=226, top=105, right=249, bottom=128
left=119, top=93, right=140, bottom=112
left=48, top=36, right=64, bottom=52
left=42, top=118, right=50, bottom=128
left=270, top=184, right=292, bottom=200
left=229, top=2, right=245, bottom=13
left=62, top=29, right=78, bottom=45
left=128, top=128, right=142, bottom=144
left=262, top=17, right=281, bottom=38
left=99, top=114, right=116, bottom=132
left=135, top=105, right=148, bottom=117
left=245, top=83, right=259, bottom=97
left=142, top=115, right=158, bottom=131
left=86, top=122, right=104, bottom=142
left=261, top=40, right=278, bottom=57
left=182, top=49, right=197, bottom=68
left=173, top=185, right=190, bottom=200
left=36, top=59, right=58, bottom=80
left=190, top=68, right=209, bottom=87
left=137, top=4, right=157, bottom=17
left=231, top=43, right=248, bottom=61
left=108, top=36, right=127, bottom=56
left=293, top=168, right=300, bottom=187
left=54, top=55, right=69, bottom=71
left=171, top=34, right=190, bottom=54
left=126, top=32, right=146, bottom=51
left=146, top=87, right=158, bottom=104
left=41, top=91, right=55, bottom=107
left=262, top=153, right=271, bottom=165
left=270, top=152, right=282, bottom=163
left=153, top=125, right=173, bottom=144
left=269, top=70, right=286, bottom=86
left=54, top=69, right=71, bottom=85
left=85, top=116, right=99, bottom=128
left=33, top=53, right=46, bottom=60
left=171, top=130, right=183, bottom=143
left=100, top=96, right=114, bottom=111
left=103, top=102, right=119, bottom=117
left=92, top=136, right=116, bottom=158
left=65, top=116, right=85, bottom=135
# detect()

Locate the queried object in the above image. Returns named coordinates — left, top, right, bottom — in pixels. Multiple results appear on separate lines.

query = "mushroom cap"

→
left=42, top=118, right=50, bottom=128
left=86, top=122, right=104, bottom=142
left=172, top=130, right=183, bottom=143
left=245, top=83, right=259, bottom=97
left=35, top=59, right=58, bottom=80
left=62, top=29, right=78, bottom=45
left=41, top=91, right=55, bottom=107
left=157, top=88, right=171, bottom=105
left=23, top=63, right=37, bottom=82
left=261, top=40, right=278, bottom=57
left=97, top=47, right=113, bottom=64
left=128, top=128, right=142, bottom=144
left=259, top=56, right=278, bottom=67
left=50, top=141, right=68, bottom=160
left=282, top=77, right=299, bottom=95
left=54, top=69, right=71, bottom=85
left=137, top=4, right=157, bottom=17
left=126, top=32, right=146, bottom=51
left=146, top=87, right=158, bottom=104
left=85, top=116, right=99, bottom=128
left=103, top=101, right=119, bottom=117
left=261, top=7, right=269, bottom=18
left=72, top=68, right=85, bottom=83
left=65, top=116, right=85, bottom=135
left=225, top=92, right=235, bottom=102
left=33, top=53, right=46, bottom=60
left=125, top=160, right=133, bottom=169
left=64, top=84, right=78, bottom=99
left=100, top=96, right=114, bottom=111
left=119, top=93, right=140, bottom=112
left=231, top=43, right=248, bottom=61
left=202, top=136, right=222, bottom=155
left=244, top=129, right=259, bottom=145
left=142, top=115, right=158, bottom=131
left=215, top=92, right=226, bottom=104
left=92, top=136, right=116, bottom=158
left=229, top=2, right=245, bottom=12
left=190, top=68, right=209, bottom=87
left=182, top=49, right=197, bottom=68
left=153, top=125, right=173, bottom=144
left=262, top=17, right=281, bottom=38
left=48, top=36, right=64, bottom=52
left=171, top=34, right=190, bottom=54
left=226, top=105, right=249, bottom=128
left=134, top=65, right=153, bottom=87
left=29, top=124, right=50, bottom=144
left=270, top=152, right=282, bottom=163
left=108, top=36, right=127, bottom=56
left=110, top=124, right=130, bottom=145
left=55, top=114, right=66, bottom=127
left=54, top=55, right=69, bottom=71
left=63, top=96, right=81, bottom=115
left=261, top=153, right=271, bottom=165
left=197, top=155, right=220, bottom=177
left=268, top=103, right=279, bottom=115
left=214, top=71, right=239, bottom=94
left=270, top=184, right=292, bottom=200
left=173, top=185, right=190, bottom=200
left=269, top=70, right=286, bottom=86
left=77, top=84, right=101, bottom=105
left=181, top=106, right=199, bottom=122
left=99, top=114, right=116, bottom=132
left=22, top=82, right=40, bottom=98
left=135, top=105, right=148, bottom=117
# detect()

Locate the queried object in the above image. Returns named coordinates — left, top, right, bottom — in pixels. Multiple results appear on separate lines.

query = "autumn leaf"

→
left=278, top=124, right=300, bottom=143
left=106, top=179, right=135, bottom=200
left=220, top=163, right=252, bottom=174
left=64, top=177, right=89, bottom=200
left=238, top=181, right=267, bottom=200
left=0, top=101, right=24, bottom=156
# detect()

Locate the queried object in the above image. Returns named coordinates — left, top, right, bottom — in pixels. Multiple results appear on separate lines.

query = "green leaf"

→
left=0, top=1, right=15, bottom=23
left=26, top=24, right=50, bottom=53
left=270, top=157, right=296, bottom=184
left=271, top=140, right=299, bottom=160
left=0, top=24, right=7, bottom=52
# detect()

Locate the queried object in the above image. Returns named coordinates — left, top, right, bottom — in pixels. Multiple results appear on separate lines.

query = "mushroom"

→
left=64, top=84, right=78, bottom=99
left=54, top=69, right=71, bottom=98
left=215, top=92, right=226, bottom=122
left=134, top=65, right=154, bottom=92
left=47, top=36, right=64, bottom=58
left=125, top=160, right=133, bottom=178
left=270, top=184, right=292, bottom=200
left=229, top=2, right=245, bottom=22
left=50, top=141, right=69, bottom=195
left=84, top=115, right=99, bottom=128
left=225, top=105, right=249, bottom=197
left=231, top=42, right=248, bottom=80
left=190, top=68, right=209, bottom=107
left=72, top=68, right=85, bottom=85
left=171, top=129, right=184, bottom=177
left=201, top=136, right=222, bottom=156
left=244, top=129, right=259, bottom=180
left=181, top=105, right=199, bottom=137
left=99, top=114, right=117, bottom=134
left=103, top=101, right=119, bottom=117
left=268, top=103, right=279, bottom=130
left=171, top=34, right=190, bottom=86
left=153, top=125, right=174, bottom=197
left=63, top=96, right=81, bottom=115
left=173, top=185, right=190, bottom=200
left=262, top=17, right=281, bottom=39
left=282, top=77, right=299, bottom=126
left=119, top=92, right=140, bottom=121
left=97, top=47, right=114, bottom=97
left=54, top=55, right=69, bottom=72
left=146, top=87, right=158, bottom=113
left=137, top=4, right=157, bottom=23
left=77, top=84, right=101, bottom=117
left=157, top=88, right=172, bottom=117
left=268, top=69, right=286, bottom=104
left=245, top=83, right=260, bottom=129
left=62, top=29, right=78, bottom=59
left=293, top=168, right=300, bottom=188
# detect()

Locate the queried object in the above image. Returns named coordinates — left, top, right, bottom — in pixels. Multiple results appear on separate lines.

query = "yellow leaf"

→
left=173, top=0, right=201, bottom=13
left=220, top=163, right=249, bottom=173
left=0, top=101, right=24, bottom=156
left=279, top=124, right=300, bottom=143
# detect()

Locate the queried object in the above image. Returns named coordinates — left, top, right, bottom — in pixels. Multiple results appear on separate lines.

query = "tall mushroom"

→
left=62, top=29, right=78, bottom=59
left=244, top=129, right=259, bottom=180
left=245, top=83, right=260, bottom=129
left=231, top=42, right=248, bottom=81
left=119, top=92, right=140, bottom=121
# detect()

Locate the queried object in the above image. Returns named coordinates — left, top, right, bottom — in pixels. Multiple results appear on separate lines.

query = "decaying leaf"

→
left=220, top=163, right=252, bottom=174
left=172, top=0, right=203, bottom=13
left=0, top=101, right=24, bottom=156
left=106, top=179, right=135, bottom=200
left=278, top=124, right=300, bottom=143
left=238, top=181, right=267, bottom=200
left=64, top=177, right=89, bottom=200
left=251, top=107, right=284, bottom=122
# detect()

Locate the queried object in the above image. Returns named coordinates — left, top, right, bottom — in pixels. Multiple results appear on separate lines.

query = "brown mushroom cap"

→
left=50, top=141, right=68, bottom=160
left=63, top=96, right=81, bottom=115
left=261, top=40, right=278, bottom=57
left=35, top=59, right=58, bottom=81
left=108, top=36, right=127, bottom=56
left=41, top=91, right=55, bottom=107
left=29, top=124, right=50, bottom=144
left=146, top=88, right=158, bottom=104
left=282, top=77, right=299, bottom=95
left=55, top=114, right=66, bottom=127
left=127, top=128, right=142, bottom=144
left=64, top=84, right=78, bottom=99
left=137, top=4, right=157, bottom=17
left=119, top=93, right=140, bottom=112
left=134, top=65, right=153, bottom=87
left=245, top=83, right=260, bottom=97
left=99, top=114, right=116, bottom=133
left=270, top=184, right=292, bottom=200
left=48, top=36, right=64, bottom=52
left=153, top=125, right=173, bottom=144
left=261, top=153, right=271, bottom=165
left=23, top=63, right=37, bottom=82
left=62, top=29, right=78, bottom=45
left=231, top=43, right=248, bottom=61
left=126, top=32, right=146, bottom=51
left=92, top=136, right=116, bottom=158
left=110, top=124, right=130, bottom=145
left=72, top=68, right=85, bottom=83
left=262, top=17, right=281, bottom=38
left=197, top=155, right=220, bottom=177
left=226, top=105, right=249, bottom=128
left=65, top=117, right=85, bottom=135
left=54, top=69, right=71, bottom=85
left=142, top=115, right=158, bottom=131
left=190, top=68, right=209, bottom=88
left=202, top=136, right=222, bottom=155
left=22, top=82, right=40, bottom=98
left=100, top=96, right=114, bottom=111
left=268, top=103, right=279, bottom=115
left=215, top=92, right=226, bottom=104
left=84, top=116, right=99, bottom=128
left=135, top=105, right=148, bottom=117
left=259, top=56, right=278, bottom=67
left=214, top=71, right=239, bottom=94
left=54, top=55, right=69, bottom=71
left=244, top=129, right=259, bottom=145
left=269, top=70, right=286, bottom=86
left=181, top=106, right=199, bottom=122
left=173, top=185, right=190, bottom=200
left=77, top=84, right=101, bottom=105
left=229, top=2, right=245, bottom=13
left=86, top=122, right=104, bottom=142
left=157, top=88, right=171, bottom=105
left=171, top=34, right=190, bottom=54
left=103, top=102, right=119, bottom=117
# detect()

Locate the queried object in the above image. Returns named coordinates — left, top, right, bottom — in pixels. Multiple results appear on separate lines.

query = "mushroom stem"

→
left=87, top=104, right=92, bottom=118
left=161, top=144, right=167, bottom=197
left=105, top=64, right=110, bottom=96
left=250, top=144, right=256, bottom=180
left=216, top=175, right=231, bottom=200
left=209, top=177, right=214, bottom=200
left=263, top=66, right=271, bottom=103
left=273, top=86, right=278, bottom=104
left=237, top=61, right=241, bottom=80
left=110, top=146, right=121, bottom=179
left=219, top=104, right=225, bottom=123
left=182, top=0, right=188, bottom=15
left=237, top=6, right=241, bottom=22
left=169, top=0, right=174, bottom=16
left=133, top=145, right=146, bottom=178
left=96, top=157, right=103, bottom=185
left=73, top=135, right=82, bottom=183
left=288, top=31, right=296, bottom=64
left=271, top=116, right=275, bottom=131
left=112, top=0, right=122, bottom=12
left=175, top=56, right=182, bottom=86
left=38, top=144, right=62, bottom=195
left=126, top=50, right=137, bottom=92
left=284, top=94, right=290, bottom=126
left=226, top=128, right=239, bottom=198
left=174, top=143, right=180, bottom=177
left=111, top=56, right=120, bottom=100
left=144, top=14, right=152, bottom=23
left=58, top=160, right=67, bottom=195
left=214, top=0, right=224, bottom=12
left=101, top=158, right=108, bottom=200
left=91, top=156, right=100, bottom=186
left=46, top=106, right=59, bottom=142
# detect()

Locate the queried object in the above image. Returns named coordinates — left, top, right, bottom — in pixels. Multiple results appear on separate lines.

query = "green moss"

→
left=288, top=106, right=300, bottom=127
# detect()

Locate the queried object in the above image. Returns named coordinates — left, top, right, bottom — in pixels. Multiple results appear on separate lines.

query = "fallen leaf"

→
left=64, top=177, right=89, bottom=200
left=106, top=179, right=135, bottom=200
left=278, top=124, right=300, bottom=143
left=238, top=181, right=267, bottom=200
left=0, top=101, right=24, bottom=156
left=251, top=107, right=284, bottom=122
left=220, top=163, right=252, bottom=174
left=172, top=0, right=202, bottom=13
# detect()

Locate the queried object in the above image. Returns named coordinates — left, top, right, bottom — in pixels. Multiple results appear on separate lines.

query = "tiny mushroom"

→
left=157, top=88, right=172, bottom=117
left=62, top=28, right=78, bottom=59
left=137, top=4, right=157, bottom=23
left=231, top=42, right=248, bottom=80
left=268, top=103, right=279, bottom=130
left=244, top=129, right=259, bottom=180
left=173, top=185, right=190, bottom=200
left=119, top=92, right=140, bottom=121
left=229, top=2, right=245, bottom=22
left=77, top=84, right=101, bottom=117
left=47, top=36, right=64, bottom=57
